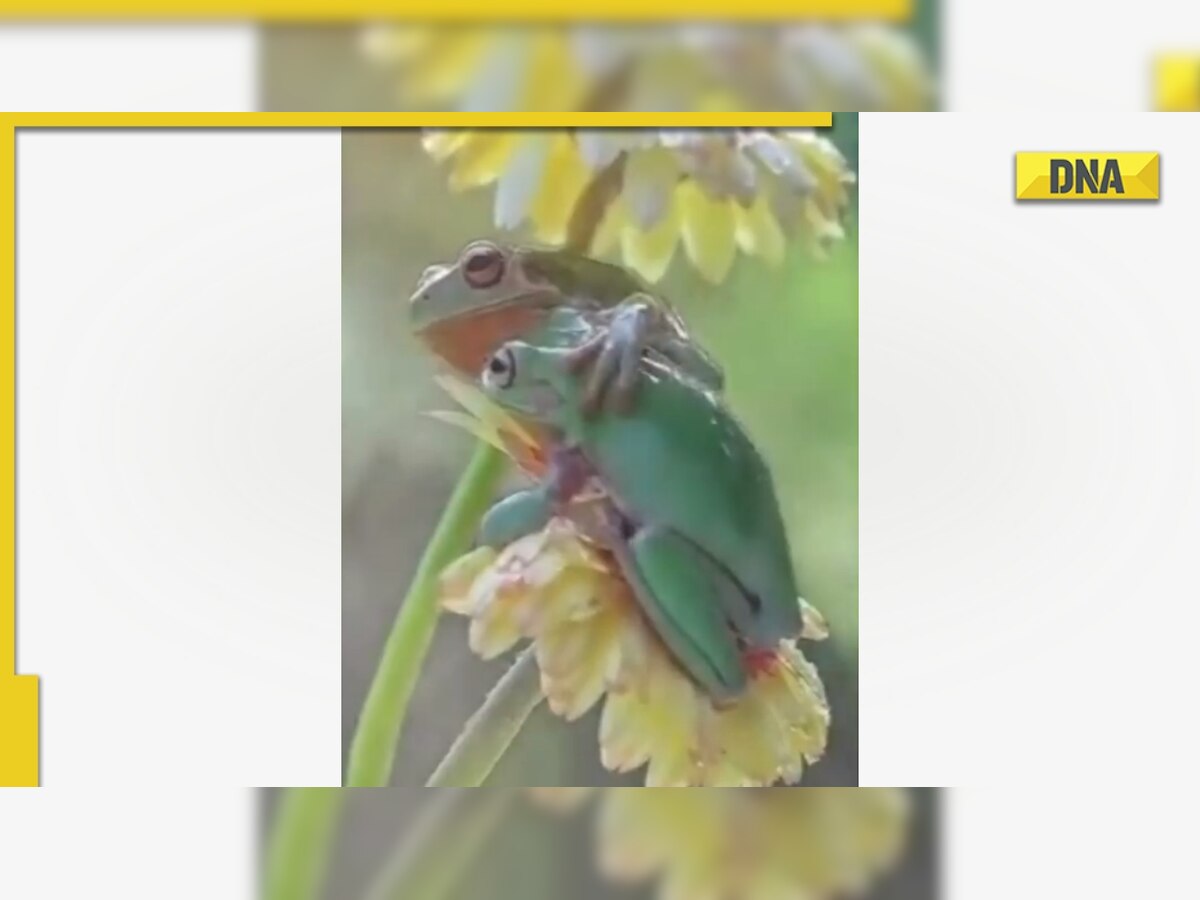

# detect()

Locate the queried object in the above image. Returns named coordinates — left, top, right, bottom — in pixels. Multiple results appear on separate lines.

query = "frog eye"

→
left=484, top=347, right=516, bottom=390
left=462, top=242, right=506, bottom=289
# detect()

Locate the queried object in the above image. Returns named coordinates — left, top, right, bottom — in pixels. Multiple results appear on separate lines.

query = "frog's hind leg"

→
left=617, top=523, right=748, bottom=704
left=683, top=542, right=774, bottom=650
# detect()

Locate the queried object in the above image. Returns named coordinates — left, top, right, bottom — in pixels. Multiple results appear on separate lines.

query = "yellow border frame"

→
left=0, top=109, right=833, bottom=787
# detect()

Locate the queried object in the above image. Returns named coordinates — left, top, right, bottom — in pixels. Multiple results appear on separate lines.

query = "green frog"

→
left=409, top=240, right=724, bottom=421
left=475, top=339, right=804, bottom=704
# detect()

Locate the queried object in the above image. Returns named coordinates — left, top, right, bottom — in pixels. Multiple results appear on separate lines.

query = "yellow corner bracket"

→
left=0, top=109, right=834, bottom=787
left=0, top=114, right=38, bottom=787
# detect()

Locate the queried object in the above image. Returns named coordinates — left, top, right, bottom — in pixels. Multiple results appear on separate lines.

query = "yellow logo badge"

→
left=1015, top=152, right=1160, bottom=201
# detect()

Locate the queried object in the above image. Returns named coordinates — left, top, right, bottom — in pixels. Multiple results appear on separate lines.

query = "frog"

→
left=474, top=339, right=804, bottom=704
left=409, top=240, right=724, bottom=419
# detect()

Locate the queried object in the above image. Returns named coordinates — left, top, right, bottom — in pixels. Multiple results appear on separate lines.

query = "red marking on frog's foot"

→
left=743, top=647, right=781, bottom=679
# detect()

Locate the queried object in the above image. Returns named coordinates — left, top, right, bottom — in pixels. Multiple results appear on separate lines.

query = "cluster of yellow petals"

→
left=594, top=788, right=913, bottom=900
left=589, top=133, right=856, bottom=283
left=523, top=788, right=913, bottom=900
left=439, top=512, right=830, bottom=787
left=417, top=128, right=855, bottom=285
left=364, top=24, right=920, bottom=285
left=361, top=25, right=933, bottom=113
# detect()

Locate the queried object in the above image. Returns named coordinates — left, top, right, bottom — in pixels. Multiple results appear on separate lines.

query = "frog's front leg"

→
left=563, top=293, right=725, bottom=414
left=478, top=445, right=591, bottom=548
left=562, top=295, right=654, bottom=415
left=478, top=485, right=555, bottom=548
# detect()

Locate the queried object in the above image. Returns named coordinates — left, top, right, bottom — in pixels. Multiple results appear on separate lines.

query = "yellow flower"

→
left=361, top=24, right=933, bottom=112
left=420, top=128, right=855, bottom=284
left=361, top=25, right=592, bottom=110
left=434, top=379, right=830, bottom=786
left=595, top=788, right=912, bottom=900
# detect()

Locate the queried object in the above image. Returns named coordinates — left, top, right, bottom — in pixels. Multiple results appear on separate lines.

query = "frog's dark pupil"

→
left=489, top=356, right=507, bottom=374
left=467, top=252, right=495, bottom=272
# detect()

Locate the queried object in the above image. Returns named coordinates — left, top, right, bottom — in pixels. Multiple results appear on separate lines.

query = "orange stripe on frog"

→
left=418, top=303, right=554, bottom=477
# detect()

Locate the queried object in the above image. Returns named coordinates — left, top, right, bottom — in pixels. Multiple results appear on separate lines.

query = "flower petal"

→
left=434, top=374, right=537, bottom=448
left=743, top=130, right=816, bottom=194
left=527, top=133, right=591, bottom=245
left=575, top=129, right=625, bottom=171
left=448, top=131, right=521, bottom=190
left=622, top=146, right=681, bottom=230
left=460, top=31, right=528, bottom=112
left=399, top=28, right=489, bottom=103
left=677, top=181, right=737, bottom=283
left=493, top=133, right=550, bottom=229
left=619, top=192, right=682, bottom=283
left=439, top=546, right=498, bottom=614
left=733, top=192, right=786, bottom=267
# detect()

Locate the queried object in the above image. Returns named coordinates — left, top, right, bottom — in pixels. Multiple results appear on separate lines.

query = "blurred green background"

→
left=260, top=788, right=939, bottom=900
left=339, top=124, right=860, bottom=786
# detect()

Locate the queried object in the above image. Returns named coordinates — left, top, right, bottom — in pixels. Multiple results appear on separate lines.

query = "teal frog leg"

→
left=478, top=485, right=555, bottom=548
left=684, top=542, right=768, bottom=650
left=601, top=520, right=748, bottom=704
left=478, top=445, right=591, bottom=548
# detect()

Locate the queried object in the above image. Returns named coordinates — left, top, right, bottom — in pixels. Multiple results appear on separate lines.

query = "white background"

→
left=859, top=114, right=1200, bottom=794
left=944, top=5, right=1200, bottom=108
left=3, top=18, right=1200, bottom=900
left=0, top=26, right=254, bottom=111
left=16, top=130, right=342, bottom=788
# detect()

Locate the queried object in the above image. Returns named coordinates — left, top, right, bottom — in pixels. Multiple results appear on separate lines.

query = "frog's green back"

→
left=520, top=248, right=649, bottom=307
left=575, top=364, right=804, bottom=645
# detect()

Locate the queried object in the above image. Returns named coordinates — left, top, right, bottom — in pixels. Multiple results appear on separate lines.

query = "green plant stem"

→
left=347, top=441, right=508, bottom=787
left=364, top=789, right=515, bottom=900
left=426, top=646, right=544, bottom=787
left=262, top=788, right=345, bottom=900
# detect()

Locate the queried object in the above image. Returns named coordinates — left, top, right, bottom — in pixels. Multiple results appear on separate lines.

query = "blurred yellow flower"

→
left=434, top=379, right=830, bottom=786
left=420, top=128, right=855, bottom=284
left=361, top=24, right=933, bottom=113
left=596, top=788, right=912, bottom=900
left=525, top=787, right=596, bottom=813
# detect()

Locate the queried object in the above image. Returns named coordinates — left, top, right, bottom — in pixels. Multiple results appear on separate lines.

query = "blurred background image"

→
left=260, top=12, right=939, bottom=113
left=260, top=788, right=939, bottom=900
left=342, top=121, right=861, bottom=786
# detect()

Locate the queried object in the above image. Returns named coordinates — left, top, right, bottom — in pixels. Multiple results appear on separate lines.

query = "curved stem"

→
left=426, top=646, right=544, bottom=787
left=346, top=441, right=509, bottom=787
left=566, top=155, right=625, bottom=254
left=262, top=788, right=344, bottom=900
left=364, top=789, right=515, bottom=900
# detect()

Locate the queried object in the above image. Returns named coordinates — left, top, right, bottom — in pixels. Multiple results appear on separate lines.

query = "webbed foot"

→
left=562, top=296, right=654, bottom=416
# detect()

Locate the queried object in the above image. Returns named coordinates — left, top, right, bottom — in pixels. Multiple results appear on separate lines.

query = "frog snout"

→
left=415, top=266, right=448, bottom=294
left=410, top=264, right=449, bottom=304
